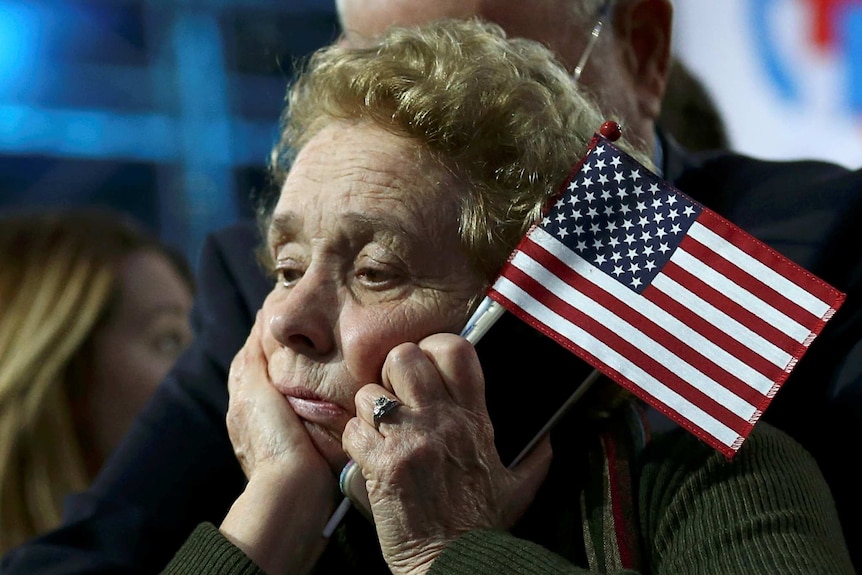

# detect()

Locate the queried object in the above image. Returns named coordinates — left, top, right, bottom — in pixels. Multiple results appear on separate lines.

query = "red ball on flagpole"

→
left=599, top=121, right=622, bottom=141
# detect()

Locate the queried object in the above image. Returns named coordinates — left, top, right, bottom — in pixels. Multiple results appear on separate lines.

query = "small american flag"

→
left=488, top=131, right=845, bottom=457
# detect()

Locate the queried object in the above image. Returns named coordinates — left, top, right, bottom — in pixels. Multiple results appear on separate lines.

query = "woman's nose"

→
left=267, top=271, right=337, bottom=356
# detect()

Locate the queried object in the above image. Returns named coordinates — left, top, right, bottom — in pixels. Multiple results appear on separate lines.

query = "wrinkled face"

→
left=262, top=121, right=484, bottom=471
left=85, top=250, right=194, bottom=475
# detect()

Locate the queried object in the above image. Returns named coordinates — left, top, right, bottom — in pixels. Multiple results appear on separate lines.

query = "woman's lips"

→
left=281, top=387, right=350, bottom=429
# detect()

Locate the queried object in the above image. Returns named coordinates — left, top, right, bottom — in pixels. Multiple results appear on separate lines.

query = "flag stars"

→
left=545, top=139, right=702, bottom=295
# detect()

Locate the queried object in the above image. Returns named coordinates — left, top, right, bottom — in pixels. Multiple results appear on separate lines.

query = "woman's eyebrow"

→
left=267, top=213, right=299, bottom=246
left=266, top=210, right=412, bottom=254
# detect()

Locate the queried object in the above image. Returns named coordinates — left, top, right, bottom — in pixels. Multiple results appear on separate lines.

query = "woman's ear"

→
left=613, top=0, right=673, bottom=121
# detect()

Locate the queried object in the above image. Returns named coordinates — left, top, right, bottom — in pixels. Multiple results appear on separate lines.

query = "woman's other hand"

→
left=343, top=333, right=552, bottom=575
left=219, top=312, right=337, bottom=575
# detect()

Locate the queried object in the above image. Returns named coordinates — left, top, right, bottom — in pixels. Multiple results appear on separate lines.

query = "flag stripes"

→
left=490, top=216, right=843, bottom=455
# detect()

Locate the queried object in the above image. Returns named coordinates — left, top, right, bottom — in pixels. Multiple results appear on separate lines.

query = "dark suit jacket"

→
left=3, top=137, right=860, bottom=573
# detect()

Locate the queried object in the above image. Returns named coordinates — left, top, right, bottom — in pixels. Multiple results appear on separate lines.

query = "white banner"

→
left=672, top=0, right=862, bottom=168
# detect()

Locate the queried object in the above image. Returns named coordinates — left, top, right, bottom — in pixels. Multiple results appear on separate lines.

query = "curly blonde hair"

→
left=268, top=18, right=652, bottom=281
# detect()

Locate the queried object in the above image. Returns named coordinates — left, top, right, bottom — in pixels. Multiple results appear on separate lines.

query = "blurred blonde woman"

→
left=0, top=207, right=195, bottom=553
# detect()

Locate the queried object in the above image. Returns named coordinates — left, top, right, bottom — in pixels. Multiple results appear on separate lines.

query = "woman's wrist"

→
left=220, top=470, right=337, bottom=575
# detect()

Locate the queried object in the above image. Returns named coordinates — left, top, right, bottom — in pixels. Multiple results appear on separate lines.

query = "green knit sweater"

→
left=162, top=421, right=855, bottom=574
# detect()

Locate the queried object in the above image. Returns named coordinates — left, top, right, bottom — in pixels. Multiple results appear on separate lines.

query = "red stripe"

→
left=679, top=233, right=826, bottom=333
left=495, top=263, right=753, bottom=439
left=516, top=238, right=771, bottom=406
left=661, top=255, right=800, bottom=353
left=641, top=279, right=786, bottom=388
left=602, top=434, right=634, bottom=568
left=658, top=257, right=804, bottom=374
left=697, top=210, right=844, bottom=306
left=490, top=284, right=744, bottom=459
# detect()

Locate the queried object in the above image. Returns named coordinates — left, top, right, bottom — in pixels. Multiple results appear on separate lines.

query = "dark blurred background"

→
left=0, top=0, right=339, bottom=268
left=3, top=1, right=857, bottom=271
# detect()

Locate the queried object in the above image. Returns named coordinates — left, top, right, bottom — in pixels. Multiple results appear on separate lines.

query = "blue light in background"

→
left=750, top=0, right=798, bottom=103
left=0, top=1, right=43, bottom=95
left=0, top=0, right=336, bottom=266
left=844, top=5, right=862, bottom=113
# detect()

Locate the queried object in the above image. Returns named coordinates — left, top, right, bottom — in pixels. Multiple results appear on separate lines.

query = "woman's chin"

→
left=304, top=421, right=350, bottom=474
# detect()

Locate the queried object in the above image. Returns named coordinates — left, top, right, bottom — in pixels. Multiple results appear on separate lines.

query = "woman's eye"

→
left=152, top=330, right=189, bottom=359
left=275, top=263, right=303, bottom=287
left=356, top=265, right=398, bottom=287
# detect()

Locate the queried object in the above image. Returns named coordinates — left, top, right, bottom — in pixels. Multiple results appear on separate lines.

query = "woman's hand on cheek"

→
left=342, top=333, right=552, bottom=575
left=226, top=311, right=330, bottom=482
left=219, top=312, right=336, bottom=575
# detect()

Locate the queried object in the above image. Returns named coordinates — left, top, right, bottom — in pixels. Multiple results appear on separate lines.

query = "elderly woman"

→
left=162, top=19, right=853, bottom=575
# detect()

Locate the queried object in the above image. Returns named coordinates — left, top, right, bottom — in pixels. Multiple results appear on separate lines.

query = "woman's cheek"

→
left=339, top=311, right=419, bottom=381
